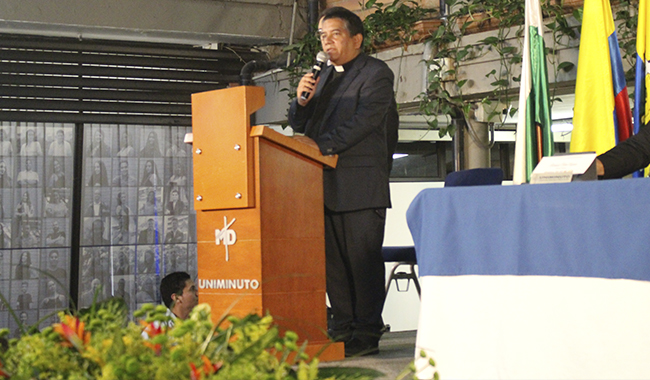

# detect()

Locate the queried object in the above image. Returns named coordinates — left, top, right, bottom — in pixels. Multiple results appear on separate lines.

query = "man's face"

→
left=171, top=219, right=178, bottom=230
left=0, top=162, right=5, bottom=175
left=25, top=159, right=33, bottom=171
left=52, top=222, right=60, bottom=232
left=170, top=191, right=179, bottom=202
left=177, top=279, right=199, bottom=314
left=147, top=219, right=154, bottom=230
left=94, top=130, right=102, bottom=144
left=93, top=190, right=101, bottom=203
left=318, top=17, right=362, bottom=66
left=56, top=130, right=64, bottom=143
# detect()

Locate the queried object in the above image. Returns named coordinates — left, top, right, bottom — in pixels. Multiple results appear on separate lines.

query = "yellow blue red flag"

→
left=634, top=0, right=649, bottom=176
left=571, top=0, right=633, bottom=154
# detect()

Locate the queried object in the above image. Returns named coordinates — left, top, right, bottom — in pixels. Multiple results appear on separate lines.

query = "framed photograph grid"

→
left=0, top=122, right=198, bottom=336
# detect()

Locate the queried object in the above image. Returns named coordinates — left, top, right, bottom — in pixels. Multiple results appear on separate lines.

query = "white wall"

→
left=381, top=181, right=444, bottom=332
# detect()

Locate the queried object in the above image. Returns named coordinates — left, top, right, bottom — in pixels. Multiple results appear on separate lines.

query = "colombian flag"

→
left=571, top=0, right=633, bottom=154
left=513, top=0, right=553, bottom=184
left=634, top=0, right=649, bottom=176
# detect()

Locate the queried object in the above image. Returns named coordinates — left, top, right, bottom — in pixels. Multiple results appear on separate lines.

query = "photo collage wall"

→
left=0, top=122, right=198, bottom=337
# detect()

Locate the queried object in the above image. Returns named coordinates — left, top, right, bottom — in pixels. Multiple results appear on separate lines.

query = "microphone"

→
left=300, top=51, right=329, bottom=101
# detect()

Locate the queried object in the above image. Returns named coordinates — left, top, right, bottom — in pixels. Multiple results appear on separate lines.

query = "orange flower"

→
left=201, top=355, right=222, bottom=375
left=140, top=321, right=163, bottom=356
left=0, top=361, right=10, bottom=378
left=53, top=315, right=90, bottom=351
left=189, top=362, right=201, bottom=380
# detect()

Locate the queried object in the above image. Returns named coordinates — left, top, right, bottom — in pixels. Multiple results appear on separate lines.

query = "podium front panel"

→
left=191, top=86, right=265, bottom=211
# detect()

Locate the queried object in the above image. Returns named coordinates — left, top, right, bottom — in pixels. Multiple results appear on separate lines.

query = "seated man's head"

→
left=160, top=271, right=198, bottom=320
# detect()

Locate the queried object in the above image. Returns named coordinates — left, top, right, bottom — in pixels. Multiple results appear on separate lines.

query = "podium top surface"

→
left=250, top=126, right=338, bottom=168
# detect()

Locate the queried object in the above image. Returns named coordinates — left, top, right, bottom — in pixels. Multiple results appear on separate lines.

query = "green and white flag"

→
left=513, top=0, right=554, bottom=184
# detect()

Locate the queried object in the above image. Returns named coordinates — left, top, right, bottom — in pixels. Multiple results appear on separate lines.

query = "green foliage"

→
left=362, top=0, right=437, bottom=52
left=419, top=0, right=586, bottom=136
left=0, top=302, right=327, bottom=380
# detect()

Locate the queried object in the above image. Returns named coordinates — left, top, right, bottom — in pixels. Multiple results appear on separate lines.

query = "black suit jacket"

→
left=598, top=122, right=650, bottom=178
left=289, top=53, right=398, bottom=212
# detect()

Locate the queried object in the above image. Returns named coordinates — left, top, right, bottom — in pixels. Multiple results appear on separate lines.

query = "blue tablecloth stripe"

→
left=407, top=178, right=650, bottom=282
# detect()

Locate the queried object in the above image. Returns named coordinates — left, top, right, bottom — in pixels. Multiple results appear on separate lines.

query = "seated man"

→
left=159, top=271, right=198, bottom=321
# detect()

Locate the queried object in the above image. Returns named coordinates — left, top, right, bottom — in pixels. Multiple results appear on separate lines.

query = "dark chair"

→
left=382, top=168, right=504, bottom=304
left=444, top=167, right=504, bottom=187
left=383, top=246, right=420, bottom=298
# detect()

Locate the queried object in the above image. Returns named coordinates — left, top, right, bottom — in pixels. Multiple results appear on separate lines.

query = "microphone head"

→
left=316, top=51, right=329, bottom=63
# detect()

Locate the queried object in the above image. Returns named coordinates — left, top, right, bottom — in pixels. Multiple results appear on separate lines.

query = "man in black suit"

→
left=288, top=7, right=398, bottom=357
left=597, top=122, right=650, bottom=178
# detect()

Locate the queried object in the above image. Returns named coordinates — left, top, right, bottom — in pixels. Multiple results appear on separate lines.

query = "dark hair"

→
left=160, top=271, right=190, bottom=309
left=320, top=7, right=365, bottom=42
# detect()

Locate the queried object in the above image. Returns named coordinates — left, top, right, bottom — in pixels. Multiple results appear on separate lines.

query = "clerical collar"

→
left=328, top=54, right=360, bottom=73
left=332, top=64, right=344, bottom=72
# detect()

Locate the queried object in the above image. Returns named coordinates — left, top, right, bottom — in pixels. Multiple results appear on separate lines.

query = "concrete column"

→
left=463, top=112, right=491, bottom=169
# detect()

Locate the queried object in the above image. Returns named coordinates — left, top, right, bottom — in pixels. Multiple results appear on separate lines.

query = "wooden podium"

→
left=191, top=86, right=344, bottom=361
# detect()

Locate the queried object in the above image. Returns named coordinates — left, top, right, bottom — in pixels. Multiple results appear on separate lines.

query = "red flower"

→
left=53, top=315, right=90, bottom=351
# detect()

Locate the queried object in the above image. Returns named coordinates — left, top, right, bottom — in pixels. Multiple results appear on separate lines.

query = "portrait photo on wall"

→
left=165, top=127, right=190, bottom=157
left=13, top=219, right=42, bottom=250
left=136, top=246, right=158, bottom=275
left=85, top=125, right=113, bottom=158
left=140, top=128, right=165, bottom=157
left=15, top=156, right=42, bottom=188
left=0, top=124, right=15, bottom=156
left=111, top=158, right=138, bottom=187
left=13, top=249, right=40, bottom=281
left=17, top=125, right=44, bottom=157
left=43, top=218, right=69, bottom=247
left=0, top=158, right=14, bottom=188
left=112, top=275, right=134, bottom=310
left=138, top=187, right=163, bottom=216
left=114, top=125, right=138, bottom=158
left=85, top=159, right=111, bottom=187
left=163, top=244, right=187, bottom=274
left=45, top=125, right=74, bottom=157
left=13, top=279, right=37, bottom=310
left=135, top=274, right=158, bottom=305
left=0, top=250, right=10, bottom=279
left=44, top=188, right=70, bottom=218
left=82, top=217, right=111, bottom=246
left=39, top=278, right=67, bottom=310
left=139, top=159, right=163, bottom=187
left=164, top=216, right=187, bottom=244
left=41, top=249, right=69, bottom=281
left=112, top=245, right=134, bottom=276
left=45, top=157, right=72, bottom=189
left=0, top=188, right=13, bottom=220
left=137, top=216, right=162, bottom=245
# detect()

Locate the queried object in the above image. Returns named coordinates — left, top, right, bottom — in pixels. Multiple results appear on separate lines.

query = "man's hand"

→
left=596, top=158, right=604, bottom=176
left=296, top=73, right=319, bottom=107
left=293, top=135, right=320, bottom=150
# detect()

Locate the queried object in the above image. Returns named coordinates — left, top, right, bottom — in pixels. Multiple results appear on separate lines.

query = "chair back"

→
left=444, top=168, right=504, bottom=187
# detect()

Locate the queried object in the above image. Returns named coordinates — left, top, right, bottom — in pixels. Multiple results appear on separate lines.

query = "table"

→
left=407, top=179, right=650, bottom=380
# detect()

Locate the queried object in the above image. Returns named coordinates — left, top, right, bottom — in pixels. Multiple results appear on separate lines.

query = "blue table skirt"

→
left=407, top=178, right=650, bottom=282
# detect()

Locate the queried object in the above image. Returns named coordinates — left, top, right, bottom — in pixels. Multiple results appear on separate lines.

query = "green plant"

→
left=0, top=300, right=326, bottom=380
left=362, top=0, right=437, bottom=51
left=419, top=0, right=582, bottom=137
